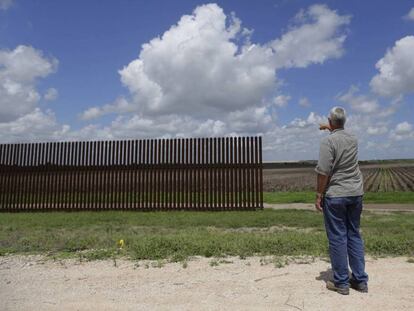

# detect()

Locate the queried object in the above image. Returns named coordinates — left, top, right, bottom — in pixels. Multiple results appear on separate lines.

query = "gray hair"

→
left=329, top=106, right=346, bottom=127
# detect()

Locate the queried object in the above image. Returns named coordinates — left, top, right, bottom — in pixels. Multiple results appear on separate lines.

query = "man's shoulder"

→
left=330, top=129, right=357, bottom=141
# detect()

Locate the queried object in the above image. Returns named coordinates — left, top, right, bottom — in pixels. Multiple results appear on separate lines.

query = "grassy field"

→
left=0, top=209, right=413, bottom=261
left=264, top=191, right=414, bottom=204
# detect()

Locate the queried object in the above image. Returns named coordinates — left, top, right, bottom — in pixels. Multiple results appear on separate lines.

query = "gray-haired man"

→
left=315, top=106, right=369, bottom=295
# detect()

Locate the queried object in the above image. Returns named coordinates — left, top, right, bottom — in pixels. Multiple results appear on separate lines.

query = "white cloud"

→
left=298, top=97, right=311, bottom=107
left=403, top=8, right=414, bottom=21
left=44, top=87, right=58, bottom=101
left=0, top=45, right=58, bottom=122
left=367, top=126, right=388, bottom=136
left=0, top=0, right=13, bottom=10
left=272, top=95, right=291, bottom=108
left=338, top=86, right=379, bottom=113
left=0, top=108, right=70, bottom=143
left=118, top=3, right=276, bottom=119
left=389, top=121, right=414, bottom=141
left=106, top=3, right=350, bottom=120
left=80, top=97, right=133, bottom=120
left=270, top=4, right=351, bottom=69
left=370, top=36, right=414, bottom=97
left=395, top=121, right=412, bottom=135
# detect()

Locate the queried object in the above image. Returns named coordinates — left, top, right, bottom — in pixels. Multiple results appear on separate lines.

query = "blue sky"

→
left=0, top=0, right=413, bottom=160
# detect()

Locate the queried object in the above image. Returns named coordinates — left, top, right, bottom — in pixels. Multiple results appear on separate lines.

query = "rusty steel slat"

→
left=79, top=141, right=85, bottom=210
left=206, top=138, right=210, bottom=209
left=213, top=137, right=217, bottom=210
left=219, top=137, right=226, bottom=210
left=239, top=136, right=243, bottom=209
left=225, top=137, right=229, bottom=210
left=185, top=138, right=189, bottom=209
left=49, top=142, right=55, bottom=210
left=102, top=141, right=108, bottom=210
left=137, top=140, right=142, bottom=210
left=180, top=138, right=184, bottom=209
left=66, top=142, right=72, bottom=210
left=38, top=143, right=46, bottom=211
left=143, top=138, right=147, bottom=210
left=74, top=141, right=81, bottom=211
left=114, top=140, right=119, bottom=210
left=10, top=144, right=18, bottom=211
left=157, top=139, right=161, bottom=210
left=259, top=136, right=263, bottom=209
left=25, top=143, right=32, bottom=211
left=166, top=139, right=171, bottom=210
left=177, top=138, right=180, bottom=209
left=15, top=144, right=22, bottom=210
left=161, top=139, right=165, bottom=209
left=132, top=140, right=137, bottom=210
left=61, top=142, right=67, bottom=210
left=93, top=141, right=98, bottom=211
left=0, top=144, right=6, bottom=210
left=20, top=144, right=26, bottom=211
left=246, top=137, right=251, bottom=209
left=71, top=141, right=79, bottom=211
left=15, top=144, right=23, bottom=211
left=10, top=144, right=17, bottom=211
left=21, top=144, right=27, bottom=210
left=65, top=142, right=70, bottom=210
left=155, top=139, right=160, bottom=210
left=196, top=138, right=201, bottom=210
left=32, top=143, right=39, bottom=211
left=27, top=143, right=33, bottom=211
left=105, top=141, right=110, bottom=210
left=8, top=144, right=15, bottom=211
left=38, top=143, right=44, bottom=211
left=4, top=144, right=11, bottom=211
left=228, top=138, right=233, bottom=208
left=187, top=139, right=192, bottom=209
left=127, top=140, right=134, bottom=210
left=216, top=138, right=220, bottom=209
left=171, top=138, right=175, bottom=210
left=109, top=141, right=113, bottom=210
left=98, top=141, right=103, bottom=210
left=58, top=142, right=62, bottom=210
left=142, top=139, right=147, bottom=210
left=251, top=136, right=255, bottom=209
left=254, top=137, right=259, bottom=209
left=0, top=144, right=5, bottom=211
left=45, top=142, right=51, bottom=210
left=199, top=138, right=204, bottom=209
left=6, top=144, right=13, bottom=211
left=150, top=139, right=155, bottom=210
left=22, top=143, right=30, bottom=211
left=119, top=140, right=123, bottom=210
left=86, top=141, right=92, bottom=210
left=242, top=137, right=247, bottom=210
left=0, top=144, right=3, bottom=210
left=148, top=139, right=152, bottom=210
left=50, top=142, right=57, bottom=210
left=0, top=144, right=6, bottom=211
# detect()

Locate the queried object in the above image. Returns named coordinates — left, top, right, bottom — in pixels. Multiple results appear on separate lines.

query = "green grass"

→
left=264, top=191, right=414, bottom=204
left=0, top=209, right=413, bottom=261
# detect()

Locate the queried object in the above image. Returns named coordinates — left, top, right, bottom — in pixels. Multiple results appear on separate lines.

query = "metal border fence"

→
left=0, top=136, right=263, bottom=212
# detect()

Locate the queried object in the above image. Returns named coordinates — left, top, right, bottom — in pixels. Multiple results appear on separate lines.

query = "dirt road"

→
left=1, top=255, right=413, bottom=311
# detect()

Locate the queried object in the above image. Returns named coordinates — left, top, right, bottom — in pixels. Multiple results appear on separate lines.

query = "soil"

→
left=1, top=255, right=413, bottom=311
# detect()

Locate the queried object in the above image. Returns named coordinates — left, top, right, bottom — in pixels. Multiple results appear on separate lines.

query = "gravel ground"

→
left=1, top=255, right=414, bottom=311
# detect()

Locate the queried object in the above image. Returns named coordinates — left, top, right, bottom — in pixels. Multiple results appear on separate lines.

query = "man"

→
left=315, top=106, right=369, bottom=295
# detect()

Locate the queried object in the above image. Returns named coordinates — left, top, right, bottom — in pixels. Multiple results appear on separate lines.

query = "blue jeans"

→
left=323, top=195, right=369, bottom=288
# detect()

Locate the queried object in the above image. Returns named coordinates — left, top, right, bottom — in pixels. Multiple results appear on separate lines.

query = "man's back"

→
left=315, top=128, right=364, bottom=197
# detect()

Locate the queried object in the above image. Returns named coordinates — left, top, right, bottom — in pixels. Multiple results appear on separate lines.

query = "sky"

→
left=0, top=0, right=413, bottom=161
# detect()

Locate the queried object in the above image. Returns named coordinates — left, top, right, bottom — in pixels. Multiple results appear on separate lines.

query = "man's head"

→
left=328, top=106, right=346, bottom=129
